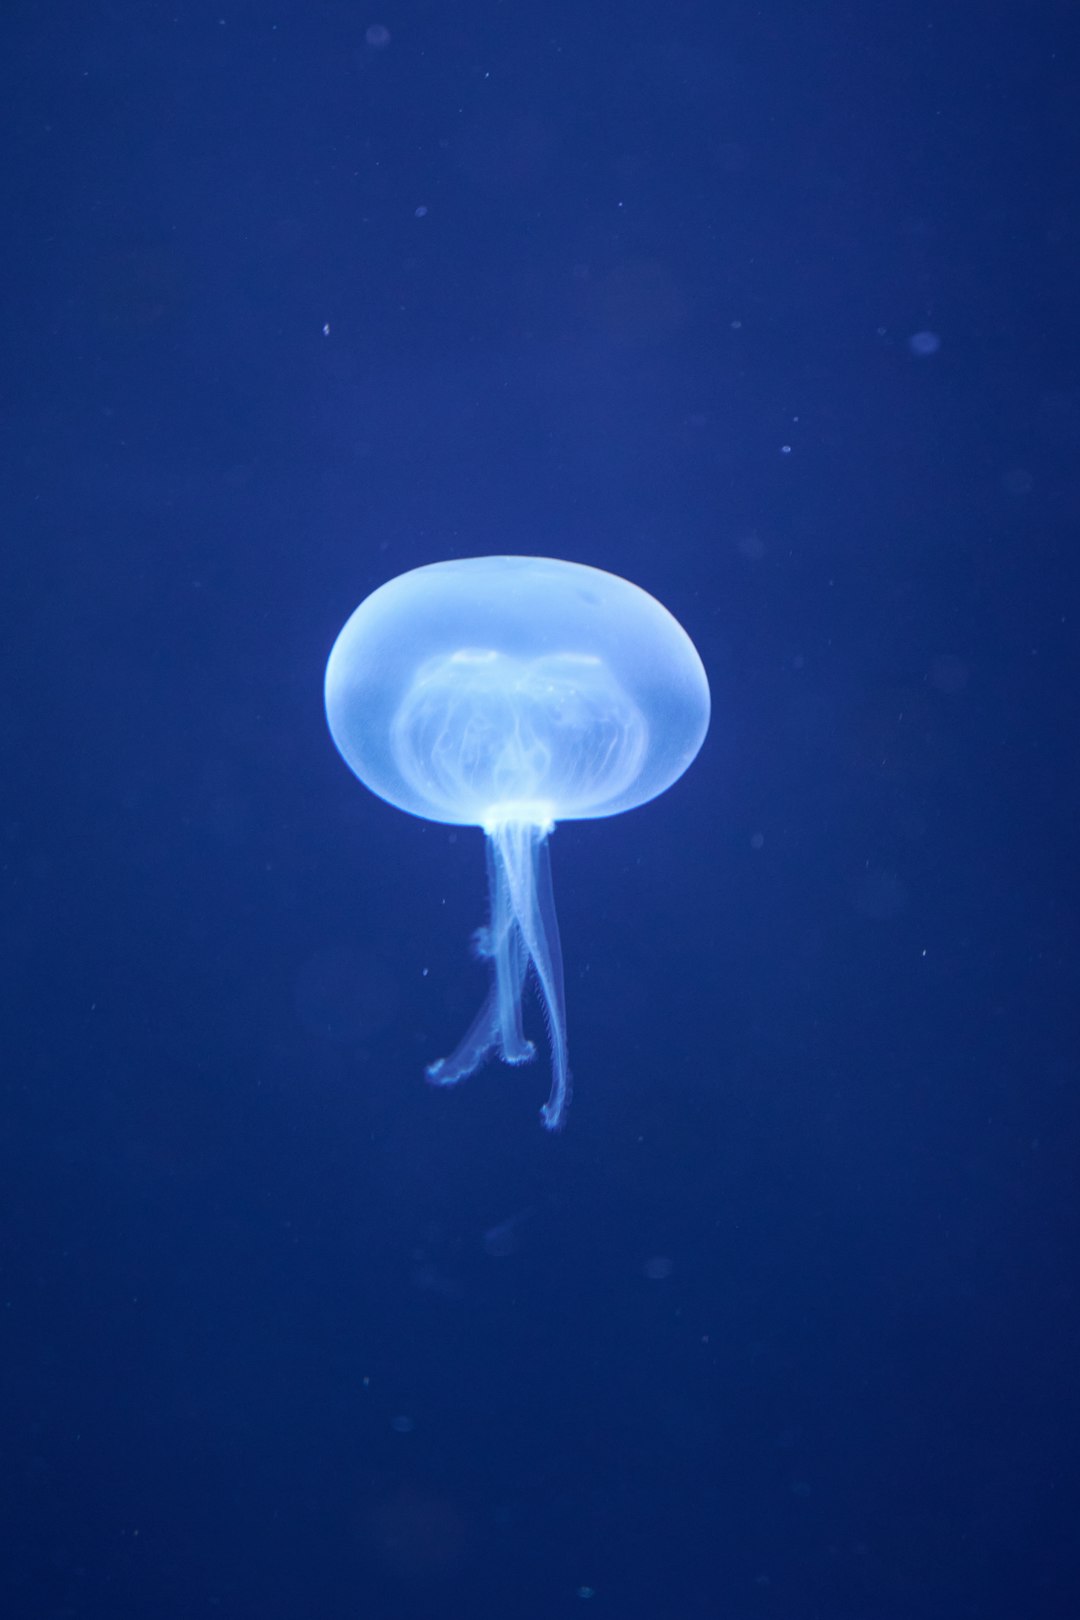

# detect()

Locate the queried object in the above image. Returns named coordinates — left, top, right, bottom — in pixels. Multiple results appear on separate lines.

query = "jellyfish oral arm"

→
left=425, top=837, right=533, bottom=1086
left=426, top=820, right=572, bottom=1131
left=499, top=822, right=571, bottom=1130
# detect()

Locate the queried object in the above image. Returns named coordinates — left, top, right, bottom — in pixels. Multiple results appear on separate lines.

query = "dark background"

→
left=3, top=2, right=1078, bottom=1617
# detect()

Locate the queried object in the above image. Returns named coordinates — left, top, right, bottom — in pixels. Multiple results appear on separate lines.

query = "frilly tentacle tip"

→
left=425, top=1058, right=455, bottom=1087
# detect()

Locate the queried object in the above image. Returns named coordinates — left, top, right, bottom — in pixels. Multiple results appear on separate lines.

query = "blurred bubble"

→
left=909, top=330, right=941, bottom=356
left=643, top=1255, right=673, bottom=1280
left=365, top=23, right=391, bottom=48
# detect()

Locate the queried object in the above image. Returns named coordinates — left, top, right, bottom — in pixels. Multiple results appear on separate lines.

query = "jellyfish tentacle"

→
left=492, top=822, right=571, bottom=1131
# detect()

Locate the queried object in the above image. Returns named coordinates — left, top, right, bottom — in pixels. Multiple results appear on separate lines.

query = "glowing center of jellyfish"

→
left=390, top=648, right=649, bottom=828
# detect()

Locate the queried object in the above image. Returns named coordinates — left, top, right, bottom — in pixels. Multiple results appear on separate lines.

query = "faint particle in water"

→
left=365, top=23, right=391, bottom=48
left=412, top=1261, right=463, bottom=1302
left=715, top=141, right=748, bottom=173
left=750, top=832, right=764, bottom=850
left=577, top=1587, right=596, bottom=1599
left=909, top=329, right=941, bottom=356
left=595, top=258, right=687, bottom=344
left=294, top=945, right=399, bottom=1044
left=854, top=869, right=908, bottom=921
left=1038, top=387, right=1080, bottom=448
left=736, top=531, right=766, bottom=561
left=414, top=205, right=428, bottom=217
left=201, top=790, right=248, bottom=847
left=1002, top=466, right=1034, bottom=496
left=366, top=1486, right=470, bottom=1579
left=643, top=1255, right=673, bottom=1280
left=929, top=654, right=969, bottom=695
left=391, top=1415, right=415, bottom=1433
left=483, top=1207, right=534, bottom=1258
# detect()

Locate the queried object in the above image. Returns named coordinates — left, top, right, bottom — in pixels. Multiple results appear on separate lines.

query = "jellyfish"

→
left=324, top=556, right=710, bottom=1129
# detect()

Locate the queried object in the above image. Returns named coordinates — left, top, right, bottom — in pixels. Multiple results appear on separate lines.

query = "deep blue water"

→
left=3, top=3, right=1078, bottom=1617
